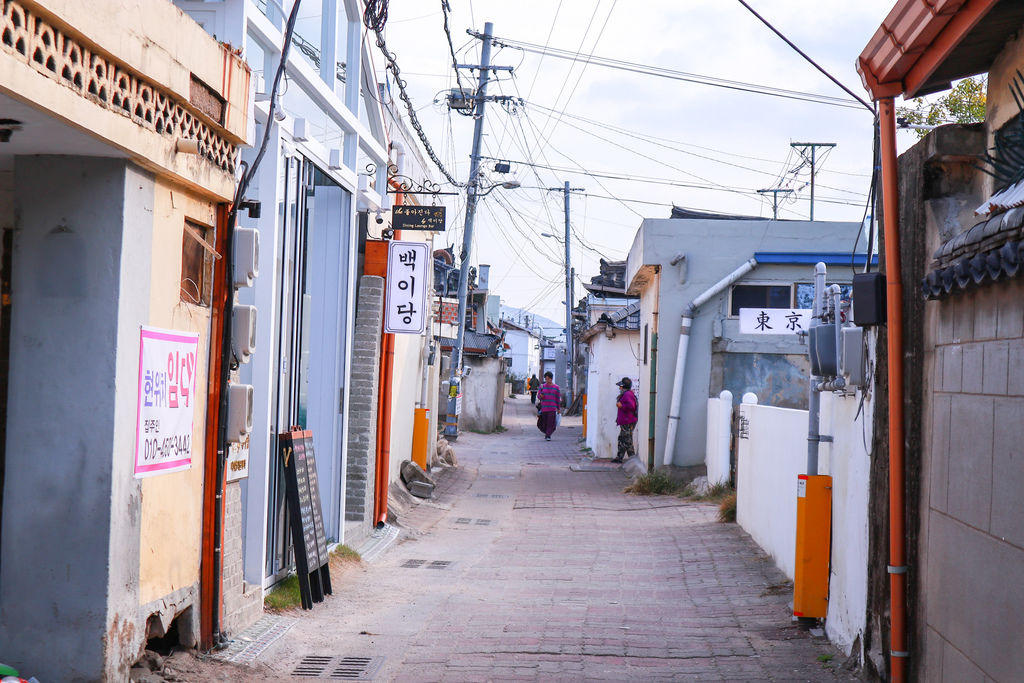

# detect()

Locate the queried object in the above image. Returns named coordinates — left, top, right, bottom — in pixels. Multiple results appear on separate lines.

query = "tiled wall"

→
left=922, top=279, right=1024, bottom=682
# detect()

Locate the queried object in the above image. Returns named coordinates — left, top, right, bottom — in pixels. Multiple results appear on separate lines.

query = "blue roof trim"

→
left=754, top=252, right=878, bottom=266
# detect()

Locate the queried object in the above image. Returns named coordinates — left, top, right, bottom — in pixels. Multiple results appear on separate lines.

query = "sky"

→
left=375, top=0, right=917, bottom=324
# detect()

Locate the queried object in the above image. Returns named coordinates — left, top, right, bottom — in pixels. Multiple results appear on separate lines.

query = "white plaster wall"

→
left=735, top=401, right=808, bottom=580
left=705, top=395, right=732, bottom=485
left=504, top=328, right=540, bottom=380
left=585, top=331, right=640, bottom=460
left=819, top=389, right=872, bottom=655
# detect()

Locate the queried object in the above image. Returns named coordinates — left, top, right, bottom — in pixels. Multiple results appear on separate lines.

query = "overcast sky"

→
left=376, top=0, right=915, bottom=323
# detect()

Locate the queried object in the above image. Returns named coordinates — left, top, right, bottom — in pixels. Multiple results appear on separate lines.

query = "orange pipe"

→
left=879, top=98, right=908, bottom=683
left=200, top=203, right=230, bottom=649
left=374, top=332, right=394, bottom=525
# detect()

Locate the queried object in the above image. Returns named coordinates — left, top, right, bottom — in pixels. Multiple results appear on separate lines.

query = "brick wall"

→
left=221, top=481, right=262, bottom=635
left=439, top=299, right=458, bottom=325
left=344, top=276, right=384, bottom=545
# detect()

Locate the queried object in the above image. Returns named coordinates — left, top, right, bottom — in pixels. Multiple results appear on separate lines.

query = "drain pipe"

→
left=879, top=96, right=908, bottom=683
left=663, top=257, right=757, bottom=467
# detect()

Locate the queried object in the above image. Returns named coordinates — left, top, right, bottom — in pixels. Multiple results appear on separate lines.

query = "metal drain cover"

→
left=474, top=493, right=510, bottom=499
left=454, top=517, right=472, bottom=524
left=401, top=559, right=426, bottom=568
left=427, top=560, right=453, bottom=569
left=292, top=655, right=384, bottom=679
left=474, top=519, right=493, bottom=526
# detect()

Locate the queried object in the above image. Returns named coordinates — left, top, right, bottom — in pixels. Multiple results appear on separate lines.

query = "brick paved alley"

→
left=216, top=397, right=858, bottom=682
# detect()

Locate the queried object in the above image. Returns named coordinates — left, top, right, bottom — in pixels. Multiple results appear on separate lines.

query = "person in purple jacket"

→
left=613, top=377, right=638, bottom=462
left=536, top=371, right=561, bottom=441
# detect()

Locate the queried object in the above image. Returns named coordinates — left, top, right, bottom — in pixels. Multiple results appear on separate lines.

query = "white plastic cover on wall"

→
left=226, top=383, right=253, bottom=443
left=233, top=227, right=259, bottom=288
left=231, top=304, right=257, bottom=363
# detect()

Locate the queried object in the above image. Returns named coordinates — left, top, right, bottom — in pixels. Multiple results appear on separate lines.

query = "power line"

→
left=491, top=35, right=865, bottom=110
left=732, top=0, right=874, bottom=113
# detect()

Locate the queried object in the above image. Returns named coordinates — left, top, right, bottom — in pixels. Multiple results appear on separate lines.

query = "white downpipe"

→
left=662, top=257, right=758, bottom=467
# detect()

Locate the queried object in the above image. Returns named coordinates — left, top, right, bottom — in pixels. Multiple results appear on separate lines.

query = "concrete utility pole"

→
left=547, top=182, right=583, bottom=408
left=790, top=142, right=835, bottom=221
left=757, top=188, right=794, bottom=220
left=445, top=22, right=495, bottom=441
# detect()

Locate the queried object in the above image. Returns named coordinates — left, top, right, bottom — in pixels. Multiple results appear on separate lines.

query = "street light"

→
left=444, top=177, right=520, bottom=440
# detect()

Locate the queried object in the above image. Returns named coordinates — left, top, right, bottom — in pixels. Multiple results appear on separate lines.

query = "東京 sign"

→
left=384, top=240, right=429, bottom=334
left=738, top=308, right=812, bottom=335
left=392, top=205, right=446, bottom=232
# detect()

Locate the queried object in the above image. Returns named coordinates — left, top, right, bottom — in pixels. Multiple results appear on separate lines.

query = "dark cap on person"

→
left=616, top=377, right=632, bottom=389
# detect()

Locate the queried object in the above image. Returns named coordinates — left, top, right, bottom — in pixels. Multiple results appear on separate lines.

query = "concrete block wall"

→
left=221, top=481, right=262, bottom=635
left=344, top=275, right=384, bottom=544
left=920, top=279, right=1024, bottom=682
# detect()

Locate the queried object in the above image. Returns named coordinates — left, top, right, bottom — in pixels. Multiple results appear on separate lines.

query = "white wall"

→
left=585, top=329, right=640, bottom=459
left=735, top=399, right=807, bottom=580
left=819, top=390, right=871, bottom=656
left=504, top=328, right=539, bottom=380
left=705, top=392, right=733, bottom=485
left=734, top=388, right=871, bottom=658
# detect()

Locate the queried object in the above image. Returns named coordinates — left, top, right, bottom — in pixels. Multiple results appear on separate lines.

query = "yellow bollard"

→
left=412, top=408, right=430, bottom=469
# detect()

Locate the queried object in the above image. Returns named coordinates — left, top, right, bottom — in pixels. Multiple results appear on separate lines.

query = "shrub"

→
left=623, top=470, right=679, bottom=496
left=718, top=492, right=737, bottom=523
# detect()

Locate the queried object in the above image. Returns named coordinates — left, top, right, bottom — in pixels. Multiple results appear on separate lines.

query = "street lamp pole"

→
left=445, top=22, right=494, bottom=440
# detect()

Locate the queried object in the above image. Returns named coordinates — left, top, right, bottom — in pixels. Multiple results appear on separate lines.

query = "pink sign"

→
left=134, top=326, right=200, bottom=478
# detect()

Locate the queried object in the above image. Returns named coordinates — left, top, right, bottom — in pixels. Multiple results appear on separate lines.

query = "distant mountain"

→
left=499, top=305, right=565, bottom=342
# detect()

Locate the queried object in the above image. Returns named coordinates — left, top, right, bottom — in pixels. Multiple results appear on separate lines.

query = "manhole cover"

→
left=401, top=559, right=426, bottom=568
left=427, top=560, right=453, bottom=569
left=292, top=655, right=384, bottom=679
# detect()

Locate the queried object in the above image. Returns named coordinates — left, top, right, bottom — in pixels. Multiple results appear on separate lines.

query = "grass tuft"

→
left=263, top=575, right=301, bottom=611
left=718, top=492, right=737, bottom=523
left=331, top=544, right=361, bottom=563
left=623, top=470, right=679, bottom=496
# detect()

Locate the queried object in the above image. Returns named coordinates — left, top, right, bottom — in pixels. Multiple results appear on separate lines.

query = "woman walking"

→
left=528, top=374, right=540, bottom=404
left=613, top=377, right=638, bottom=462
left=536, top=371, right=561, bottom=441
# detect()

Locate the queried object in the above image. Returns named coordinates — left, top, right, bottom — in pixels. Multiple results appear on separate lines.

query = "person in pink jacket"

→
left=613, top=377, right=638, bottom=462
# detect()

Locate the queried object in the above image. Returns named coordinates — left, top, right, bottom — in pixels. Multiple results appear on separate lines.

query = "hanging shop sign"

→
left=384, top=240, right=429, bottom=334
left=392, top=205, right=446, bottom=232
left=226, top=434, right=250, bottom=482
left=280, top=429, right=332, bottom=609
left=738, top=308, right=812, bottom=335
left=134, top=326, right=199, bottom=478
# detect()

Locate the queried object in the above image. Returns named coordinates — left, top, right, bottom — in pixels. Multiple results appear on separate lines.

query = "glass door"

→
left=265, top=156, right=314, bottom=583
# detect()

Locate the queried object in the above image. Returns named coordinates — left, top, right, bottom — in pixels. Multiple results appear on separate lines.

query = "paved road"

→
left=240, top=397, right=857, bottom=681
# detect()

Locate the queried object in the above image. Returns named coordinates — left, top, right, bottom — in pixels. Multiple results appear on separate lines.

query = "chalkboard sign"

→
left=280, top=429, right=332, bottom=609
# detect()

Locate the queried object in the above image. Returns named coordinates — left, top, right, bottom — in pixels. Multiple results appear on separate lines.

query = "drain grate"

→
left=427, top=560, right=453, bottom=569
left=474, top=519, right=493, bottom=526
left=292, top=655, right=384, bottom=679
left=480, top=473, right=518, bottom=480
left=401, top=559, right=426, bottom=568
left=454, top=517, right=472, bottom=524
left=474, top=493, right=510, bottom=499
left=294, top=655, right=333, bottom=676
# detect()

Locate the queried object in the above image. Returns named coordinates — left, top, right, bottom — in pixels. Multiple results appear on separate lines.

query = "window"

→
left=730, top=284, right=791, bottom=316
left=181, top=221, right=217, bottom=306
left=794, top=283, right=853, bottom=310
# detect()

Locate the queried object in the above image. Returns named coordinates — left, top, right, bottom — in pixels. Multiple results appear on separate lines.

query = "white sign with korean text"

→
left=135, top=326, right=199, bottom=478
left=226, top=435, right=250, bottom=482
left=384, top=240, right=429, bottom=334
left=738, top=308, right=812, bottom=335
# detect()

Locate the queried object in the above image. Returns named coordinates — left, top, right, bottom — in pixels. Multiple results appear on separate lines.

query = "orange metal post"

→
left=793, top=475, right=833, bottom=618
left=879, top=97, right=908, bottom=683
left=200, top=203, right=230, bottom=650
left=411, top=408, right=429, bottom=469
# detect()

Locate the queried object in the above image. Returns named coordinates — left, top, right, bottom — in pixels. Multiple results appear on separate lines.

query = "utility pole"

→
left=790, top=142, right=835, bottom=221
left=757, top=187, right=794, bottom=220
left=444, top=22, right=495, bottom=441
left=548, top=182, right=584, bottom=409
